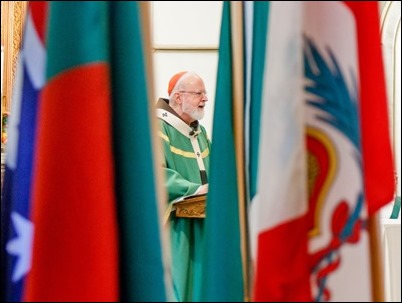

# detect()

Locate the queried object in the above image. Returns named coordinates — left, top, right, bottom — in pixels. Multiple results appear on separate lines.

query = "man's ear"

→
left=175, top=92, right=182, bottom=104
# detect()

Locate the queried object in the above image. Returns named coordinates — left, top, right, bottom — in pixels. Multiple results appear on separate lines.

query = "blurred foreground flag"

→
left=250, top=1, right=394, bottom=302
left=106, top=2, right=168, bottom=302
left=344, top=1, right=394, bottom=215
left=1, top=2, right=47, bottom=302
left=200, top=2, right=246, bottom=302
left=23, top=2, right=119, bottom=301
left=249, top=2, right=311, bottom=301
left=12, top=1, right=168, bottom=301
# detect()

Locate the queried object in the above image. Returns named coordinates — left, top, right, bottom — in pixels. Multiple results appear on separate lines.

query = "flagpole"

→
left=368, top=213, right=385, bottom=301
left=138, top=2, right=173, bottom=300
left=230, top=2, right=250, bottom=301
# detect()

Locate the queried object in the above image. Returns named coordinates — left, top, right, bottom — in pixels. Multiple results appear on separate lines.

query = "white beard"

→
left=183, top=103, right=205, bottom=121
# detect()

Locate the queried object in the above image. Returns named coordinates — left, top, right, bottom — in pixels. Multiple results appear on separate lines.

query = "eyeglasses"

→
left=179, top=91, right=208, bottom=97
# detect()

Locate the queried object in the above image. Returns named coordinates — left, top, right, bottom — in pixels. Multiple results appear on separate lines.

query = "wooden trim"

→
left=1, top=1, right=28, bottom=112
left=173, top=194, right=206, bottom=218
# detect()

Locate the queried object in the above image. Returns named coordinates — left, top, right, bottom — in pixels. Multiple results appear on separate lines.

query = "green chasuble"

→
left=156, top=98, right=211, bottom=302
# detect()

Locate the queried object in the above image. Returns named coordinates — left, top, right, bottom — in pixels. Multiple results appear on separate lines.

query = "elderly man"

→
left=156, top=71, right=211, bottom=302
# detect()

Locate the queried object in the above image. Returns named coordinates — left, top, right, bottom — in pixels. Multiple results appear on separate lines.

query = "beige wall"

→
left=151, top=1, right=223, bottom=137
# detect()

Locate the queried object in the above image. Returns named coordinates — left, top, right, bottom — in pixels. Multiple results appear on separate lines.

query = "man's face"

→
left=181, top=91, right=208, bottom=121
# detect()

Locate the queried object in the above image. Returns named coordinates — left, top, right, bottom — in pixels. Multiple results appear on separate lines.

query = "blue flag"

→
left=0, top=2, right=47, bottom=301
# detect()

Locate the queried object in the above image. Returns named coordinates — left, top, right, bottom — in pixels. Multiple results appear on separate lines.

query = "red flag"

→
left=345, top=1, right=395, bottom=215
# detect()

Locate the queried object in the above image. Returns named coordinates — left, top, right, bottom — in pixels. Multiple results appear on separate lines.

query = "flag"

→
left=250, top=1, right=395, bottom=302
left=0, top=2, right=47, bottom=301
left=303, top=2, right=371, bottom=300
left=305, top=2, right=394, bottom=300
left=23, top=2, right=118, bottom=301
left=107, top=2, right=168, bottom=302
left=200, top=2, right=246, bottom=301
left=244, top=1, right=270, bottom=207
left=249, top=2, right=311, bottom=301
left=344, top=1, right=395, bottom=215
left=23, top=2, right=167, bottom=301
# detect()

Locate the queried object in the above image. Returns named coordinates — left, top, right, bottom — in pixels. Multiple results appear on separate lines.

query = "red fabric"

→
left=25, top=65, right=119, bottom=301
left=30, top=1, right=48, bottom=43
left=253, top=215, right=312, bottom=302
left=344, top=1, right=395, bottom=215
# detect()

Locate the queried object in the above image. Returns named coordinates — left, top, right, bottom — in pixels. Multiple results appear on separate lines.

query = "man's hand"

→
left=196, top=184, right=209, bottom=195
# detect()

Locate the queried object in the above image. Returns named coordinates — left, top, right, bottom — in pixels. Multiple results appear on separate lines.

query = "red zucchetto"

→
left=167, top=71, right=188, bottom=95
